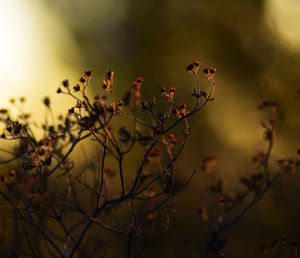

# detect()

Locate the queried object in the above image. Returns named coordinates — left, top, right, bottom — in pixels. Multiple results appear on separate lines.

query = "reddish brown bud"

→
left=136, top=77, right=144, bottom=83
left=203, top=68, right=209, bottom=74
left=106, top=70, right=114, bottom=80
left=62, top=79, right=69, bottom=88
left=185, top=64, right=194, bottom=71
left=178, top=103, right=187, bottom=110
left=68, top=107, right=75, bottom=113
left=169, top=86, right=176, bottom=92
left=57, top=87, right=62, bottom=93
left=159, top=86, right=166, bottom=93
left=209, top=67, right=216, bottom=74
left=167, top=133, right=175, bottom=140
left=117, top=101, right=124, bottom=107
left=193, top=61, right=201, bottom=67
left=172, top=138, right=179, bottom=145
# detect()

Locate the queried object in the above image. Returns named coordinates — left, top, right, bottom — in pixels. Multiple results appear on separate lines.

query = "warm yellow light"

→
left=265, top=0, right=300, bottom=51
left=0, top=0, right=81, bottom=125
left=0, top=0, right=34, bottom=100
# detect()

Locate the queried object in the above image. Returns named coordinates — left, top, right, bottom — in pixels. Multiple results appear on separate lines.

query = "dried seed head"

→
left=85, top=70, right=93, bottom=77
left=178, top=103, right=187, bottom=110
left=185, top=63, right=194, bottom=71
left=169, top=86, right=176, bottom=92
left=62, top=79, right=69, bottom=88
left=73, top=84, right=81, bottom=92
left=42, top=97, right=51, bottom=107
left=203, top=68, right=209, bottom=74
left=106, top=70, right=114, bottom=80
left=117, top=101, right=124, bottom=107
left=79, top=76, right=86, bottom=83
left=193, top=61, right=201, bottom=67
left=159, top=86, right=166, bottom=93
left=167, top=133, right=175, bottom=140
left=136, top=77, right=144, bottom=83
left=209, top=67, right=216, bottom=74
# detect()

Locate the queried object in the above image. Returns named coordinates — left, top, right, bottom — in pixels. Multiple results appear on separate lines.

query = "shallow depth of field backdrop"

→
left=1, top=0, right=300, bottom=257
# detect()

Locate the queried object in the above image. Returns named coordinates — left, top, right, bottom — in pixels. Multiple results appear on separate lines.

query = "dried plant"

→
left=192, top=100, right=300, bottom=257
left=0, top=61, right=216, bottom=257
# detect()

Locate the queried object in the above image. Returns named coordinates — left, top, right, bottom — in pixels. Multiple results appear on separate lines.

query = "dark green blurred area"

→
left=3, top=0, right=300, bottom=256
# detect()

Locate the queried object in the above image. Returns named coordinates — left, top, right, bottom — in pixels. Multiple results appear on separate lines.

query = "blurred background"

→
left=1, top=0, right=300, bottom=256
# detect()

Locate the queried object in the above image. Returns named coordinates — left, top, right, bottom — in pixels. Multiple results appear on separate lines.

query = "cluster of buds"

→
left=161, top=133, right=179, bottom=149
left=171, top=104, right=186, bottom=118
left=276, top=157, right=297, bottom=175
left=73, top=84, right=81, bottom=92
left=257, top=100, right=278, bottom=112
left=160, top=86, right=176, bottom=102
left=1, top=122, right=23, bottom=139
left=202, top=67, right=217, bottom=75
left=0, top=169, right=17, bottom=184
left=79, top=70, right=93, bottom=84
left=145, top=146, right=162, bottom=164
left=252, top=150, right=267, bottom=165
left=132, top=77, right=144, bottom=91
left=185, top=60, right=201, bottom=72
left=102, top=70, right=114, bottom=90
left=116, top=100, right=124, bottom=111
left=123, top=77, right=144, bottom=107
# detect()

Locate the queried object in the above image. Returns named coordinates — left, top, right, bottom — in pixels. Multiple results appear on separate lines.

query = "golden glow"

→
left=265, top=0, right=300, bottom=51
left=0, top=1, right=34, bottom=99
left=0, top=0, right=80, bottom=116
